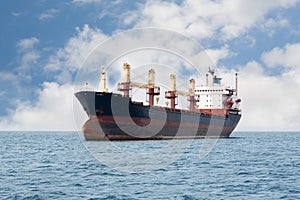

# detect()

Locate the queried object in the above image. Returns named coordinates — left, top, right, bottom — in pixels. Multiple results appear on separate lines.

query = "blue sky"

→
left=1, top=0, right=300, bottom=131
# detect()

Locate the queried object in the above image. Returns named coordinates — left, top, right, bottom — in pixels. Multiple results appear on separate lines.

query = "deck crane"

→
left=117, top=63, right=160, bottom=106
left=165, top=74, right=198, bottom=111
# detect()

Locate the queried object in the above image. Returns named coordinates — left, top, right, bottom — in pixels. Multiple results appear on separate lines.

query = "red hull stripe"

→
left=89, top=115, right=233, bottom=131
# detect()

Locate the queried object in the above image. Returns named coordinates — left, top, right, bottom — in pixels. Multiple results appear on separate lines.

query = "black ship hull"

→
left=75, top=91, right=241, bottom=140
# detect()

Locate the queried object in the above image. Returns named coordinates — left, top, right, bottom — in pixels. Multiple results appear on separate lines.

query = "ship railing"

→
left=74, top=86, right=95, bottom=92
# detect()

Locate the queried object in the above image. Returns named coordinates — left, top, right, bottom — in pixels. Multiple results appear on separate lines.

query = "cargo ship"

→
left=75, top=63, right=241, bottom=140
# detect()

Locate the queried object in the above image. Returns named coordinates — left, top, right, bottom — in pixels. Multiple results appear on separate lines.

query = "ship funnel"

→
left=170, top=74, right=176, bottom=91
left=123, top=62, right=130, bottom=83
left=148, top=69, right=155, bottom=86
left=101, top=68, right=108, bottom=92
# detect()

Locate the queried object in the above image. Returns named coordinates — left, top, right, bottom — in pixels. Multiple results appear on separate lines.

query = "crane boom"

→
left=131, top=82, right=160, bottom=89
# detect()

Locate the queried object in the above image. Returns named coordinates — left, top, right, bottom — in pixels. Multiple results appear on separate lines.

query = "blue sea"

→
left=0, top=132, right=299, bottom=200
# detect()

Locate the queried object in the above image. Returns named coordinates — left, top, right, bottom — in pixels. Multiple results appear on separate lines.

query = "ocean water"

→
left=0, top=132, right=299, bottom=200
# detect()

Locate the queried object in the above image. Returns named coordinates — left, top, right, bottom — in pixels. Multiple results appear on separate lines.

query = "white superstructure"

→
left=194, top=69, right=240, bottom=110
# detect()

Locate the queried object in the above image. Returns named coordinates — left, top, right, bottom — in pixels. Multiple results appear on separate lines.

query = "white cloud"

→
left=265, top=18, right=289, bottom=29
left=20, top=51, right=40, bottom=70
left=0, top=72, right=18, bottom=82
left=260, top=17, right=290, bottom=37
left=0, top=91, right=6, bottom=97
left=236, top=60, right=300, bottom=131
left=45, top=24, right=108, bottom=83
left=44, top=25, right=214, bottom=86
left=11, top=12, right=21, bottom=17
left=16, top=37, right=40, bottom=71
left=205, top=46, right=233, bottom=65
left=72, top=0, right=102, bottom=4
left=0, top=82, right=87, bottom=131
left=262, top=43, right=300, bottom=69
left=261, top=42, right=300, bottom=87
left=125, top=0, right=300, bottom=41
left=0, top=38, right=40, bottom=97
left=17, top=37, right=39, bottom=50
left=38, top=9, right=59, bottom=21
left=230, top=41, right=300, bottom=131
left=71, top=0, right=122, bottom=5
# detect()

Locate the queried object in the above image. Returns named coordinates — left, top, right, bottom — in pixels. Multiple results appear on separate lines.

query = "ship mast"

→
left=101, top=68, right=108, bottom=92
left=146, top=69, right=160, bottom=106
left=188, top=79, right=197, bottom=111
left=165, top=74, right=177, bottom=109
left=117, top=63, right=132, bottom=98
